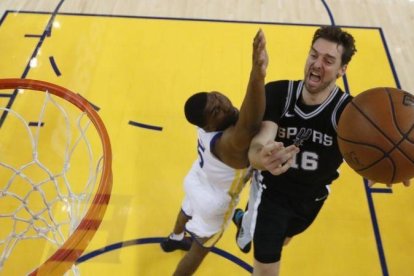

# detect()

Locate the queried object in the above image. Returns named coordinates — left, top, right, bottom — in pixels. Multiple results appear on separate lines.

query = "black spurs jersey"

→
left=261, top=80, right=352, bottom=198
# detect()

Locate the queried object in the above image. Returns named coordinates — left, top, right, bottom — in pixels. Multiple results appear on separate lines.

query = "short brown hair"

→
left=312, top=26, right=357, bottom=66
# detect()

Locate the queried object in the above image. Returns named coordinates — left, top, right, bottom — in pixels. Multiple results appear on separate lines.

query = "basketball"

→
left=337, top=87, right=414, bottom=184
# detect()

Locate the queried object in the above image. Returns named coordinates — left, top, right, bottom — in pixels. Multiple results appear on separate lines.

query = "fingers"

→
left=260, top=142, right=299, bottom=176
left=267, top=154, right=295, bottom=176
left=253, top=29, right=266, bottom=55
left=263, top=140, right=283, bottom=154
left=367, top=179, right=393, bottom=188
left=367, top=179, right=411, bottom=188
left=367, top=179, right=376, bottom=187
left=252, top=29, right=268, bottom=76
left=260, top=142, right=283, bottom=169
left=253, top=29, right=265, bottom=48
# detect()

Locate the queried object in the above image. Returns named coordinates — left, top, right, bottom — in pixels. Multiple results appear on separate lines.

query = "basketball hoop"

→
left=0, top=79, right=112, bottom=275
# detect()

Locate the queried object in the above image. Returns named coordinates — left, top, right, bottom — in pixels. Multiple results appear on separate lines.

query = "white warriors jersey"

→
left=182, top=128, right=251, bottom=247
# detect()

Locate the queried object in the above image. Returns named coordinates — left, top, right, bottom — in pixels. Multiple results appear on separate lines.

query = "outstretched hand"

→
left=259, top=141, right=300, bottom=176
left=252, top=29, right=268, bottom=78
left=367, top=179, right=411, bottom=188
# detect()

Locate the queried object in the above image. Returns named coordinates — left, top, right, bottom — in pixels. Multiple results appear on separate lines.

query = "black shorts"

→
left=253, top=187, right=328, bottom=263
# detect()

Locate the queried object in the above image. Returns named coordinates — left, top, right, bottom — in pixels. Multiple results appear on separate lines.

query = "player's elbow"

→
left=248, top=143, right=264, bottom=170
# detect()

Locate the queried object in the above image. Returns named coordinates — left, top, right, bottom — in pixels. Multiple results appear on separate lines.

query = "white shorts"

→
left=181, top=169, right=238, bottom=246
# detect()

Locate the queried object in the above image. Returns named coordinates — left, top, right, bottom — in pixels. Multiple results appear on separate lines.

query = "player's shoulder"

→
left=331, top=87, right=351, bottom=104
left=336, top=88, right=353, bottom=106
left=336, top=86, right=353, bottom=97
left=265, top=79, right=300, bottom=91
left=333, top=89, right=354, bottom=123
left=265, top=80, right=300, bottom=101
left=197, top=127, right=221, bottom=143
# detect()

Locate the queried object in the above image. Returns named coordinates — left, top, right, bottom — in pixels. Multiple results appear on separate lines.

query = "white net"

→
left=0, top=87, right=105, bottom=275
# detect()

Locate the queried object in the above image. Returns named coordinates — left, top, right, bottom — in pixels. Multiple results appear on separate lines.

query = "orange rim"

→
left=0, top=78, right=113, bottom=275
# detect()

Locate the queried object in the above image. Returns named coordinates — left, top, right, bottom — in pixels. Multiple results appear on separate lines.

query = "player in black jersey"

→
left=233, top=26, right=357, bottom=275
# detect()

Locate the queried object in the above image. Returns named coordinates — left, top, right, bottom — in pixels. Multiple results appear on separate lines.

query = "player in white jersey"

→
left=182, top=127, right=252, bottom=247
left=160, top=29, right=299, bottom=276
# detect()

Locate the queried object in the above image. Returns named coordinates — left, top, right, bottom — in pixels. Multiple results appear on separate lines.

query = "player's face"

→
left=304, top=38, right=347, bottom=94
left=203, top=91, right=239, bottom=131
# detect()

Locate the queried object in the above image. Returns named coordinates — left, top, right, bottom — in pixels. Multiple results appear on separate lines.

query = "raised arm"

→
left=212, top=29, right=269, bottom=168
left=226, top=29, right=268, bottom=150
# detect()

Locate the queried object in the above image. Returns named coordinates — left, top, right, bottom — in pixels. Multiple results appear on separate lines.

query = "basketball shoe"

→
left=160, top=235, right=192, bottom=252
left=232, top=208, right=251, bottom=253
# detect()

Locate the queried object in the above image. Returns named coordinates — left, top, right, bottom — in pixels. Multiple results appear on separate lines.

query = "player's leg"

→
left=233, top=172, right=264, bottom=252
left=171, top=169, right=228, bottom=273
left=173, top=206, right=228, bottom=274
left=252, top=193, right=290, bottom=276
left=286, top=186, right=329, bottom=238
left=253, top=259, right=280, bottom=276
left=172, top=209, right=189, bottom=235
left=173, top=238, right=210, bottom=276
left=161, top=197, right=193, bottom=252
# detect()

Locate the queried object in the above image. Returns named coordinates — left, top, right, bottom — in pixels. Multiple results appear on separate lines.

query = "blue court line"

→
left=342, top=74, right=350, bottom=94
left=24, top=34, right=42, bottom=38
left=49, top=56, right=62, bottom=76
left=76, top=237, right=253, bottom=273
left=129, top=120, right=163, bottom=131
left=370, top=187, right=393, bottom=194
left=28, top=122, right=44, bottom=127
left=321, top=0, right=335, bottom=26
left=364, top=179, right=389, bottom=276
left=378, top=28, right=401, bottom=89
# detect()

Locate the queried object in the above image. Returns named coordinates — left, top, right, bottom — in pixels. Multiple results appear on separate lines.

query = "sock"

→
left=170, top=232, right=185, bottom=241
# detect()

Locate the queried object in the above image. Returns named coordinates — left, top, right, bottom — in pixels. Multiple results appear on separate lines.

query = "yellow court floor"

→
left=0, top=10, right=413, bottom=276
